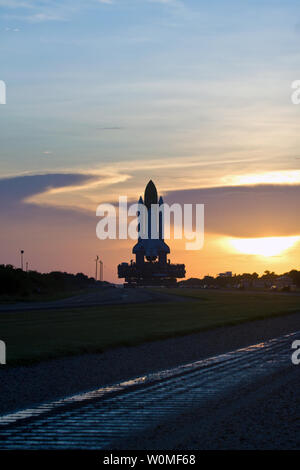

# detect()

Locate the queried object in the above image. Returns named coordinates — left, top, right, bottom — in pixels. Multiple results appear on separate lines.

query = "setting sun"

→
left=228, top=236, right=300, bottom=257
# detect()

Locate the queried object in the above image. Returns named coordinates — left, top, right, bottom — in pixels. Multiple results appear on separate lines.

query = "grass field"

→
left=0, top=289, right=299, bottom=365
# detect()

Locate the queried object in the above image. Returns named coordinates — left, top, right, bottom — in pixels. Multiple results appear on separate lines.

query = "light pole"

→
left=95, top=255, right=99, bottom=280
left=99, top=260, right=104, bottom=282
left=20, top=250, right=24, bottom=270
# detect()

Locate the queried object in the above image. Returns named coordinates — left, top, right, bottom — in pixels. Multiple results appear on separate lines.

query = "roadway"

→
left=0, top=287, right=188, bottom=312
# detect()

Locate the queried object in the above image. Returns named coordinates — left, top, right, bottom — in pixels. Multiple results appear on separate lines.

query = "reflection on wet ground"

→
left=0, top=331, right=298, bottom=449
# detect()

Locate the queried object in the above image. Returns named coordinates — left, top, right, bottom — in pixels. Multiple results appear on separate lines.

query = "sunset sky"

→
left=1, top=0, right=300, bottom=281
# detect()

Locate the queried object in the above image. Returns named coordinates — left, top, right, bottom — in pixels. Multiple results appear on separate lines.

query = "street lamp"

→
left=99, top=260, right=104, bottom=282
left=20, top=250, right=24, bottom=270
left=95, top=255, right=99, bottom=280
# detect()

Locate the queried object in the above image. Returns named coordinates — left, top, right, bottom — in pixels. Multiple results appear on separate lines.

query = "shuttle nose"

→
left=144, top=180, right=158, bottom=208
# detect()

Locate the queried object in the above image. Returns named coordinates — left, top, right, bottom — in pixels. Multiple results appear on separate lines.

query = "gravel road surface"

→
left=0, top=328, right=298, bottom=450
left=0, top=312, right=299, bottom=417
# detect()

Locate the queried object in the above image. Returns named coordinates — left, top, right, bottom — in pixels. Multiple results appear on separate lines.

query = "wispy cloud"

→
left=0, top=0, right=115, bottom=23
left=0, top=0, right=184, bottom=24
left=149, top=0, right=182, bottom=4
left=148, top=0, right=184, bottom=7
left=96, top=126, right=124, bottom=130
left=0, top=1, right=33, bottom=8
left=27, top=13, right=65, bottom=23
left=3, top=26, right=20, bottom=31
left=165, top=185, right=300, bottom=238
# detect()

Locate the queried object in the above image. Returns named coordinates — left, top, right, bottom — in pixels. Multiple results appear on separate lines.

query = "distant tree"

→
left=289, top=270, right=300, bottom=287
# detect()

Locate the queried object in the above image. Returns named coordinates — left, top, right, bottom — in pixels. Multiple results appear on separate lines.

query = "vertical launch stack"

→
left=118, top=180, right=186, bottom=287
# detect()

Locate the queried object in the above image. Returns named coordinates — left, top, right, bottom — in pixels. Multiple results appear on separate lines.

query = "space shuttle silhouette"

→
left=133, top=180, right=170, bottom=265
left=118, top=180, right=185, bottom=287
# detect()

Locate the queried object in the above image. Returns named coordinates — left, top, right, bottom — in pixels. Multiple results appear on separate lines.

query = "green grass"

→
left=0, top=289, right=299, bottom=365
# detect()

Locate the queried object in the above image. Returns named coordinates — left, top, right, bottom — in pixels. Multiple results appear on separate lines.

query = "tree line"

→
left=0, top=264, right=98, bottom=298
left=179, top=270, right=300, bottom=290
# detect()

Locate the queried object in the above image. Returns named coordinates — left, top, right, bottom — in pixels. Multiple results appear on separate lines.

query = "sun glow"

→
left=229, top=236, right=300, bottom=257
left=224, top=170, right=300, bottom=186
